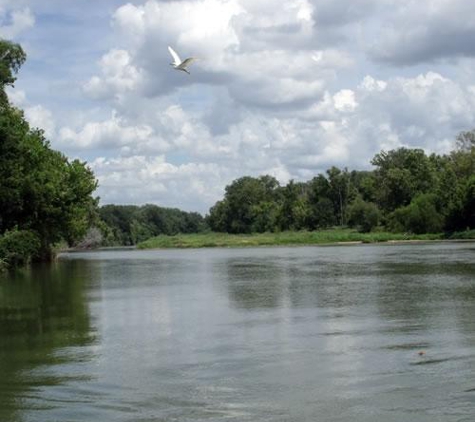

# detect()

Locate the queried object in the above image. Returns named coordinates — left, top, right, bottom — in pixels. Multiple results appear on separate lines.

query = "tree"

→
left=350, top=170, right=378, bottom=203
left=388, top=194, right=444, bottom=234
left=207, top=200, right=230, bottom=232
left=347, top=197, right=381, bottom=233
left=0, top=40, right=26, bottom=104
left=371, top=148, right=435, bottom=212
left=462, top=175, right=475, bottom=229
left=308, top=198, right=336, bottom=229
left=212, top=176, right=281, bottom=233
left=326, top=167, right=352, bottom=226
left=277, top=180, right=309, bottom=231
left=99, top=204, right=207, bottom=244
left=307, top=175, right=335, bottom=229
left=0, top=40, right=98, bottom=260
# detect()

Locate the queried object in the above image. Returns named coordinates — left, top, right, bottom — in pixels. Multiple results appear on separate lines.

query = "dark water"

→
left=1, top=243, right=475, bottom=421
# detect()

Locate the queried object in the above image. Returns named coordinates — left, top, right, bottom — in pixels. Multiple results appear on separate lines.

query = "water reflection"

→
left=225, top=259, right=289, bottom=309
left=0, top=243, right=474, bottom=421
left=0, top=261, right=96, bottom=422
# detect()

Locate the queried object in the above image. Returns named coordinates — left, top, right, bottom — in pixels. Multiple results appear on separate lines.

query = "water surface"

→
left=1, top=242, right=475, bottom=421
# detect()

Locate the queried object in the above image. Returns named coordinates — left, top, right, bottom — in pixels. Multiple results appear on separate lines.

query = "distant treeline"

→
left=100, top=138, right=475, bottom=248
left=207, top=138, right=475, bottom=235
left=97, top=204, right=207, bottom=246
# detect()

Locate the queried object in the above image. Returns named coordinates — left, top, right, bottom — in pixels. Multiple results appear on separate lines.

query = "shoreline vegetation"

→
left=135, top=229, right=475, bottom=250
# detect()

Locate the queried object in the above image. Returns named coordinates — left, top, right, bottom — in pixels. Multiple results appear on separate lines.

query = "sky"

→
left=3, top=0, right=475, bottom=214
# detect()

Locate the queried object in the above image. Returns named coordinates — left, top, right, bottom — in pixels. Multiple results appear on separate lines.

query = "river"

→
left=1, top=242, right=474, bottom=421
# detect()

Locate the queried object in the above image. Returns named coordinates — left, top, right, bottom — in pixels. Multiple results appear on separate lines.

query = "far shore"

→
left=132, top=229, right=475, bottom=250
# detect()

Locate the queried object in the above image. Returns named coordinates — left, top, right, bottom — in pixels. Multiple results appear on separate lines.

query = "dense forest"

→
left=207, top=140, right=475, bottom=235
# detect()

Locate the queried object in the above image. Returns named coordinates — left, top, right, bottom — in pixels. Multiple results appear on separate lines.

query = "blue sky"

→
left=3, top=0, right=475, bottom=213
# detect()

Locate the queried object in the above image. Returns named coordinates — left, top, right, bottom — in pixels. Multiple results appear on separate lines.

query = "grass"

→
left=136, top=229, right=448, bottom=250
left=448, top=229, right=475, bottom=240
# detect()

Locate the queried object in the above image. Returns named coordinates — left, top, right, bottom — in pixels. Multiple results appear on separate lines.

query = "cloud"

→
left=7, top=88, right=56, bottom=139
left=25, top=104, right=56, bottom=138
left=369, top=0, right=475, bottom=65
left=0, top=6, right=34, bottom=38
left=83, top=49, right=144, bottom=101
left=91, top=155, right=228, bottom=213
left=88, top=0, right=346, bottom=109
left=5, top=0, right=475, bottom=214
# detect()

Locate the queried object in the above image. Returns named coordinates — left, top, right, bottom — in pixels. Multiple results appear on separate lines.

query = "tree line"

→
left=97, top=204, right=206, bottom=246
left=207, top=139, right=475, bottom=235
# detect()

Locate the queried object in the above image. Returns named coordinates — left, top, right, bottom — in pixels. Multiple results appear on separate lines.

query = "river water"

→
left=1, top=242, right=474, bottom=421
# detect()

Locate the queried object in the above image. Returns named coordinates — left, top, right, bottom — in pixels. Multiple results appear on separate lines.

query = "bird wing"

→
left=168, top=46, right=181, bottom=65
left=179, top=57, right=196, bottom=68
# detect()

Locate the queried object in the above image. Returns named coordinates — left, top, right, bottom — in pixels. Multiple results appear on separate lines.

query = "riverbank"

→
left=136, top=229, right=475, bottom=249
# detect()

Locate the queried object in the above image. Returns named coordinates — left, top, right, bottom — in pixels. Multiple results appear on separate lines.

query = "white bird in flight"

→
left=168, top=46, right=196, bottom=75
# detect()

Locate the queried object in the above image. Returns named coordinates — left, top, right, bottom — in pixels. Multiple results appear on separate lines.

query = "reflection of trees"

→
left=0, top=260, right=96, bottom=422
left=287, top=260, right=380, bottom=310
left=452, top=266, right=475, bottom=345
left=376, top=263, right=433, bottom=327
left=224, top=256, right=382, bottom=310
left=224, top=259, right=287, bottom=309
left=376, top=260, right=475, bottom=334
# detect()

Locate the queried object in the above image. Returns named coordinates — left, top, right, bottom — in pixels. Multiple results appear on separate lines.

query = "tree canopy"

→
left=207, top=138, right=475, bottom=235
left=0, top=40, right=98, bottom=262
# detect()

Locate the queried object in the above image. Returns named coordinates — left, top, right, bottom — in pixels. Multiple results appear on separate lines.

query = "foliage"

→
left=0, top=40, right=26, bottom=104
left=206, top=133, right=475, bottom=236
left=207, top=175, right=281, bottom=233
left=448, top=229, right=475, bottom=240
left=0, top=39, right=99, bottom=262
left=99, top=204, right=207, bottom=245
left=137, top=229, right=444, bottom=250
left=0, top=229, right=40, bottom=267
left=347, top=197, right=381, bottom=233
left=371, top=148, right=435, bottom=212
left=388, top=194, right=444, bottom=234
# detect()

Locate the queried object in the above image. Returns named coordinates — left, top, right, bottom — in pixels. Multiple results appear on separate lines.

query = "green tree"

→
left=207, top=200, right=230, bottom=232
left=388, top=193, right=444, bottom=234
left=326, top=167, right=352, bottom=226
left=0, top=40, right=26, bottom=104
left=371, top=148, right=436, bottom=213
left=347, top=197, right=381, bottom=233
left=277, top=180, right=309, bottom=230
left=0, top=40, right=98, bottom=260
left=308, top=197, right=336, bottom=229
left=213, top=175, right=281, bottom=233
left=462, top=175, right=475, bottom=229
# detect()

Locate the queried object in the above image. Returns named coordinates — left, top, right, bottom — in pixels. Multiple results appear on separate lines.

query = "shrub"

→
left=0, top=229, right=41, bottom=268
left=347, top=198, right=381, bottom=232
left=388, top=193, right=444, bottom=234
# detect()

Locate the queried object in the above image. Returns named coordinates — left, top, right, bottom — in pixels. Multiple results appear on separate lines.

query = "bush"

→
left=388, top=193, right=444, bottom=234
left=0, top=229, right=41, bottom=268
left=347, top=198, right=381, bottom=232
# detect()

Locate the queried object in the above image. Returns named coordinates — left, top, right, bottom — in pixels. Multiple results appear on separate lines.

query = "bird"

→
left=168, top=46, right=196, bottom=75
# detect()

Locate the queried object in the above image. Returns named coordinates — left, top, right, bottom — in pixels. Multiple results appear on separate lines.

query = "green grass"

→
left=448, top=229, right=475, bottom=240
left=136, top=229, right=447, bottom=250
